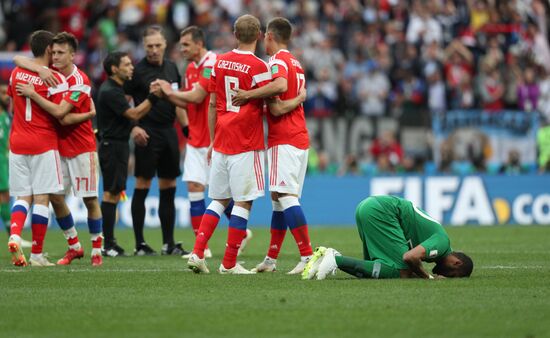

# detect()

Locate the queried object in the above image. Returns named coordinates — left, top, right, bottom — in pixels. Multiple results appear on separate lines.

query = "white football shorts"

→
left=9, top=150, right=63, bottom=196
left=268, top=145, right=308, bottom=197
left=208, top=149, right=265, bottom=202
left=56, top=152, right=99, bottom=198
left=182, top=144, right=209, bottom=186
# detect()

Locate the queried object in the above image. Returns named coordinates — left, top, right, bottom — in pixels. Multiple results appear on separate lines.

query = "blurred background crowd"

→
left=1, top=0, right=549, bottom=176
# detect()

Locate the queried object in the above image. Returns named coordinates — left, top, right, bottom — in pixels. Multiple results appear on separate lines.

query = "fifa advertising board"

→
left=53, top=175, right=550, bottom=228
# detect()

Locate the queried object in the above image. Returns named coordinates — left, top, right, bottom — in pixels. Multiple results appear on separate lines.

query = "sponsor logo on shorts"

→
left=279, top=180, right=286, bottom=187
left=429, top=250, right=438, bottom=258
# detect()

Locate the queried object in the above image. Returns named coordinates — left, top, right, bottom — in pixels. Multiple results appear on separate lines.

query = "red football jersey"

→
left=267, top=50, right=309, bottom=149
left=8, top=67, right=67, bottom=154
left=208, top=49, right=271, bottom=155
left=58, top=65, right=96, bottom=157
left=184, top=50, right=216, bottom=148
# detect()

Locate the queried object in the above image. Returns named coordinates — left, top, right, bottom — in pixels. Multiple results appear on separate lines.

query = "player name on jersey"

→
left=216, top=60, right=251, bottom=73
left=14, top=72, right=44, bottom=86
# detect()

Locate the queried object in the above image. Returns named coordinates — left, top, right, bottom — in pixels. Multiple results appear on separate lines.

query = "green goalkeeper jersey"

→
left=374, top=195, right=452, bottom=262
left=0, top=110, right=10, bottom=160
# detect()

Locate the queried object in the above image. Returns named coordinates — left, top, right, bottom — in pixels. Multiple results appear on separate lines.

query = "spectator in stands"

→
left=438, top=141, right=455, bottom=173
left=370, top=131, right=403, bottom=169
left=338, top=154, right=361, bottom=177
left=469, top=0, right=490, bottom=32
left=356, top=60, right=390, bottom=116
left=499, top=149, right=527, bottom=175
left=443, top=40, right=474, bottom=107
left=406, top=1, right=442, bottom=46
left=503, top=48, right=522, bottom=109
left=304, top=67, right=338, bottom=118
left=517, top=67, right=540, bottom=112
left=479, top=64, right=505, bottom=112
left=538, top=69, right=550, bottom=121
left=425, top=63, right=446, bottom=116
left=450, top=73, right=475, bottom=109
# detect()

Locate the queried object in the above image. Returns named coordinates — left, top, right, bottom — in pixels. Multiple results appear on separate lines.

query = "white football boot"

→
left=187, top=253, right=210, bottom=274
left=287, top=256, right=312, bottom=275
left=29, top=254, right=55, bottom=267
left=251, top=256, right=277, bottom=273
left=219, top=263, right=256, bottom=274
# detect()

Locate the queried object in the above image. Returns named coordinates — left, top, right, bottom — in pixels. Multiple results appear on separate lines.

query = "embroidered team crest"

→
left=70, top=91, right=81, bottom=102
left=271, top=65, right=278, bottom=74
left=203, top=68, right=212, bottom=79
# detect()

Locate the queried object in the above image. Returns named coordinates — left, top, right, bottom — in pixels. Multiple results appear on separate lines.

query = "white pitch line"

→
left=479, top=265, right=547, bottom=269
left=0, top=268, right=194, bottom=273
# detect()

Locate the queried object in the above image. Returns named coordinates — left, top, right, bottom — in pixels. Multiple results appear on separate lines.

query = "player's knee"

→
left=158, top=178, right=176, bottom=190
left=234, top=200, right=252, bottom=210
left=135, top=177, right=153, bottom=189
left=102, top=191, right=120, bottom=204
left=188, top=181, right=205, bottom=193
left=83, top=196, right=100, bottom=210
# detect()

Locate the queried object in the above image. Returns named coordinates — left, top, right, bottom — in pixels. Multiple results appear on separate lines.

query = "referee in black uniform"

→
left=124, top=25, right=189, bottom=256
left=97, top=51, right=160, bottom=257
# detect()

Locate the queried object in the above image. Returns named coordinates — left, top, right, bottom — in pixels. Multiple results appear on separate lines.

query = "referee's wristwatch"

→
left=147, top=93, right=159, bottom=104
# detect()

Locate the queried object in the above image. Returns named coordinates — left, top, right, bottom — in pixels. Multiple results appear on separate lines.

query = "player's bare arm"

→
left=206, top=93, right=217, bottom=165
left=402, top=245, right=434, bottom=279
left=267, top=86, right=307, bottom=116
left=155, top=79, right=207, bottom=106
left=232, top=77, right=287, bottom=106
left=59, top=100, right=96, bottom=126
left=122, top=85, right=160, bottom=121
left=16, top=82, right=69, bottom=119
left=16, top=82, right=95, bottom=124
left=13, top=55, right=60, bottom=87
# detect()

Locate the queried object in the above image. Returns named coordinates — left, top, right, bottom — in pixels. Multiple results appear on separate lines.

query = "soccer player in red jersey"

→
left=232, top=17, right=313, bottom=274
left=155, top=26, right=228, bottom=259
left=15, top=32, right=103, bottom=266
left=7, top=31, right=69, bottom=267
left=184, top=14, right=275, bottom=274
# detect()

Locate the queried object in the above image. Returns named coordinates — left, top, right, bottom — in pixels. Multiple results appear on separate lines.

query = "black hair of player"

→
left=103, top=51, right=129, bottom=76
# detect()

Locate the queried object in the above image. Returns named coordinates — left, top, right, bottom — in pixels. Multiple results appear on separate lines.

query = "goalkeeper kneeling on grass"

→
left=303, top=195, right=474, bottom=280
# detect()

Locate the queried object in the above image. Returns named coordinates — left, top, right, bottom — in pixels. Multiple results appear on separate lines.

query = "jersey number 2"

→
left=296, top=73, right=305, bottom=96
left=224, top=76, right=240, bottom=113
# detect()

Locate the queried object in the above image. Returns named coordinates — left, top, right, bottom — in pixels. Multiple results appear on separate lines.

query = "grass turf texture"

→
left=1, top=226, right=549, bottom=338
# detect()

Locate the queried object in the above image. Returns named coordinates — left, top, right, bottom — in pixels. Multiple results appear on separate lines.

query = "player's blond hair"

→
left=234, top=15, right=261, bottom=44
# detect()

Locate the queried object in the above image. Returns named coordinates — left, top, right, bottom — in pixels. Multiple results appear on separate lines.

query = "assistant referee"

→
left=124, top=25, right=189, bottom=256
left=97, top=51, right=160, bottom=257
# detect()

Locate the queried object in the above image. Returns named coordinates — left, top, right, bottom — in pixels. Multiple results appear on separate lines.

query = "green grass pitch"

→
left=1, top=225, right=549, bottom=338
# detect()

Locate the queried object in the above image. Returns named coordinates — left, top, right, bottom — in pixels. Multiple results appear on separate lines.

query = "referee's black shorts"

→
left=99, top=140, right=129, bottom=195
left=134, top=126, right=181, bottom=179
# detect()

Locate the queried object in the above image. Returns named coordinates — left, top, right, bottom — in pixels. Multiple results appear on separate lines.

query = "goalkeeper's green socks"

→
left=335, top=255, right=400, bottom=279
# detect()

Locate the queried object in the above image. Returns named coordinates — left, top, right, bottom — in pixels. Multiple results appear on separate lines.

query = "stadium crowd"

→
left=1, top=0, right=550, bottom=174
